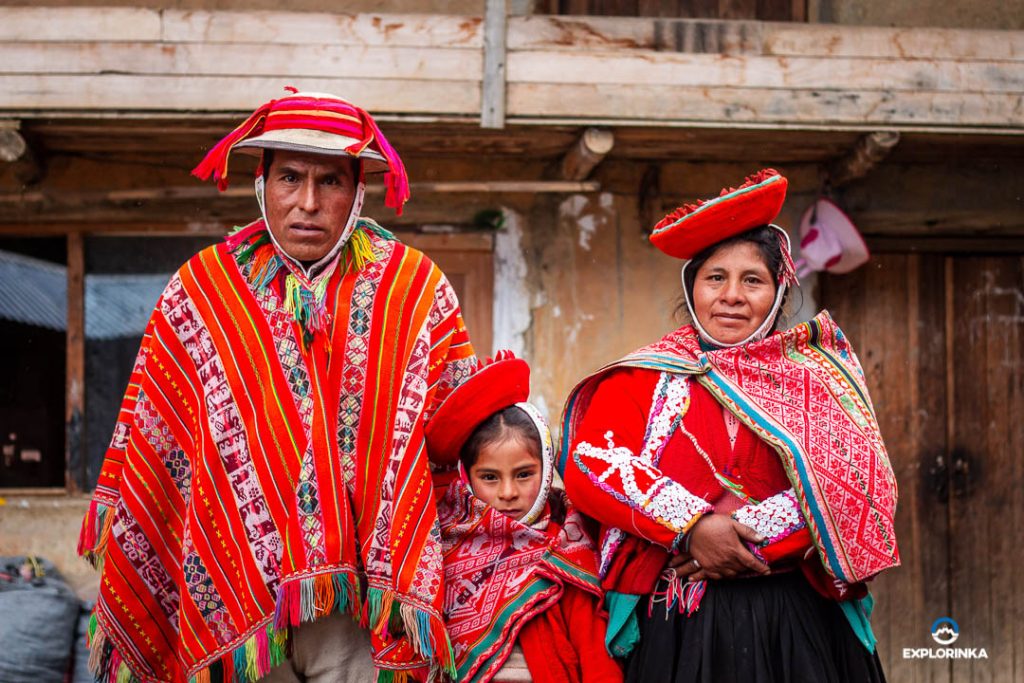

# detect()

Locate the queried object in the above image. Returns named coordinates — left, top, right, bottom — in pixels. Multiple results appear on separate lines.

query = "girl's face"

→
left=692, top=241, right=776, bottom=345
left=468, top=437, right=542, bottom=520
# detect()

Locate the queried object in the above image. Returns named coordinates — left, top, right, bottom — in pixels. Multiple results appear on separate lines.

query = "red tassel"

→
left=354, top=107, right=410, bottom=215
left=192, top=102, right=274, bottom=190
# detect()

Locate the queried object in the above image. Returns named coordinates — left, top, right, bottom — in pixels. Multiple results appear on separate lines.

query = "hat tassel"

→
left=192, top=104, right=272, bottom=190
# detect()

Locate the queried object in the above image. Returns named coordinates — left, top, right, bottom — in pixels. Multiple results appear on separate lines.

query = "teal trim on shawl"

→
left=840, top=593, right=877, bottom=652
left=604, top=592, right=642, bottom=658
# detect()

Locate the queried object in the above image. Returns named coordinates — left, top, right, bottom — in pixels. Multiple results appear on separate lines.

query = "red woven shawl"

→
left=439, top=483, right=603, bottom=683
left=79, top=223, right=476, bottom=682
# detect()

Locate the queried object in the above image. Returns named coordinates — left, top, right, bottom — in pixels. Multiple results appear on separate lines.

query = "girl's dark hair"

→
left=460, top=405, right=542, bottom=469
left=677, top=225, right=798, bottom=327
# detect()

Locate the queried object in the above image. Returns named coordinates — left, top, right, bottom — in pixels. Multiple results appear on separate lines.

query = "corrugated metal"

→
left=0, top=249, right=169, bottom=339
left=0, top=248, right=66, bottom=331
left=85, top=273, right=168, bottom=340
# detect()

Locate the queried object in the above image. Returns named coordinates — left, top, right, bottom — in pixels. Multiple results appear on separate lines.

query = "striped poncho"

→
left=79, top=220, right=477, bottom=682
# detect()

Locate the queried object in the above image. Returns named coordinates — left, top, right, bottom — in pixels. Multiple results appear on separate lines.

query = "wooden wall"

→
left=1, top=8, right=1020, bottom=130
left=821, top=251, right=1024, bottom=682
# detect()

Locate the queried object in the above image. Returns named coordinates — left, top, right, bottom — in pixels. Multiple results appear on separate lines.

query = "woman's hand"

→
left=672, top=513, right=769, bottom=581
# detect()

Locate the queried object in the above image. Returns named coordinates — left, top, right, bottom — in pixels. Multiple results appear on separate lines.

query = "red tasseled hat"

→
left=650, top=169, right=788, bottom=260
left=191, top=88, right=410, bottom=214
left=425, top=351, right=530, bottom=467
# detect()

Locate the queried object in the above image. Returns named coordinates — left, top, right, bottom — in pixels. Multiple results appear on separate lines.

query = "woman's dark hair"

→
left=460, top=405, right=542, bottom=469
left=677, top=225, right=799, bottom=327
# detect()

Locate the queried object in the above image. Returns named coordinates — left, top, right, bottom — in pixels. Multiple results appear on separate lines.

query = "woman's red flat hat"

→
left=424, top=351, right=530, bottom=466
left=650, top=169, right=788, bottom=260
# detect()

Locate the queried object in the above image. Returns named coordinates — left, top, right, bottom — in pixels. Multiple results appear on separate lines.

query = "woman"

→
left=559, top=169, right=898, bottom=682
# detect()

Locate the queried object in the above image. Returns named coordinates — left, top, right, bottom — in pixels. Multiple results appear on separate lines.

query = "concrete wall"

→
left=0, top=495, right=97, bottom=599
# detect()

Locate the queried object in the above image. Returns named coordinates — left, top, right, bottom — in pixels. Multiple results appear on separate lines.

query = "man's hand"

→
left=670, top=513, right=769, bottom=581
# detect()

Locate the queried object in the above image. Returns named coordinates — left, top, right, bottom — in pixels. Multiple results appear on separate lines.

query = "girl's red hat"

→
left=425, top=351, right=530, bottom=466
left=650, top=169, right=788, bottom=260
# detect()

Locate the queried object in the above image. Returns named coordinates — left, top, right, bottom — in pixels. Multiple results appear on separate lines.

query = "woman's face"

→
left=691, top=241, right=777, bottom=345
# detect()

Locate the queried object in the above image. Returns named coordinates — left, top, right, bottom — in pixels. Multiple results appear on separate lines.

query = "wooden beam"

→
left=0, top=75, right=482, bottom=115
left=0, top=121, right=43, bottom=185
left=0, top=123, right=25, bottom=161
left=506, top=15, right=1024, bottom=60
left=827, top=131, right=901, bottom=187
left=507, top=83, right=1023, bottom=128
left=160, top=10, right=483, bottom=48
left=0, top=180, right=600, bottom=209
left=506, top=50, right=1024, bottom=93
left=0, top=7, right=160, bottom=42
left=560, top=128, right=615, bottom=180
left=482, top=0, right=508, bottom=129
left=0, top=42, right=483, bottom=82
left=65, top=231, right=84, bottom=493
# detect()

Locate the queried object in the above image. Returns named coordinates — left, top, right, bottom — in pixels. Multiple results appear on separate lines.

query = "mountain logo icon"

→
left=931, top=617, right=960, bottom=646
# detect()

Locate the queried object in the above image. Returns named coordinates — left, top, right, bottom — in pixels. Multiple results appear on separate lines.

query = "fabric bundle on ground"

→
left=78, top=220, right=477, bottom=682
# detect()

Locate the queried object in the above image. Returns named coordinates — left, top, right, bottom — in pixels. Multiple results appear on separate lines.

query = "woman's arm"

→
left=563, top=368, right=712, bottom=550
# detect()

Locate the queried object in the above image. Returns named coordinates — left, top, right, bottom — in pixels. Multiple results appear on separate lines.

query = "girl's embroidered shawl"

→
left=560, top=311, right=899, bottom=585
left=78, top=221, right=477, bottom=683
left=439, top=484, right=602, bottom=683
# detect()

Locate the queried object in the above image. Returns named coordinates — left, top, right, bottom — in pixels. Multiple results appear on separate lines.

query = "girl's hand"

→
left=682, top=513, right=770, bottom=581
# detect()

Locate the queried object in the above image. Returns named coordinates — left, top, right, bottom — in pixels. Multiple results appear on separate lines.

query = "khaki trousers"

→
left=260, top=612, right=377, bottom=683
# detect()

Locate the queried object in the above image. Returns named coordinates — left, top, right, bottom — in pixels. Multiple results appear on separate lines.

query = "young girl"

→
left=425, top=352, right=623, bottom=683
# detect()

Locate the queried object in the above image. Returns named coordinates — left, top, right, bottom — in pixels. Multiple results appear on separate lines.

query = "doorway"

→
left=820, top=251, right=1024, bottom=682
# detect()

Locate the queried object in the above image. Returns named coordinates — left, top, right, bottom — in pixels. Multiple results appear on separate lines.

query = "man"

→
left=78, top=91, right=477, bottom=682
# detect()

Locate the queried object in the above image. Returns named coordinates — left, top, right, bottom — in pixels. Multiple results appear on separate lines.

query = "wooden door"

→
left=821, top=252, right=1024, bottom=683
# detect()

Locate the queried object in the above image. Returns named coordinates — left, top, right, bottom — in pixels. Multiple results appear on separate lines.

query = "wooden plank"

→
left=0, top=43, right=482, bottom=83
left=508, top=15, right=763, bottom=52
left=506, top=50, right=1024, bottom=93
left=160, top=10, right=484, bottom=48
left=0, top=75, right=481, bottom=114
left=508, top=15, right=1024, bottom=61
left=949, top=255, right=1024, bottom=682
left=764, top=22, right=1024, bottom=61
left=65, top=231, right=85, bottom=493
left=0, top=7, right=160, bottom=42
left=820, top=254, right=951, bottom=683
left=854, top=209, right=1024, bottom=236
left=719, top=0, right=758, bottom=20
left=507, top=82, right=1024, bottom=128
left=482, top=0, right=508, bottom=129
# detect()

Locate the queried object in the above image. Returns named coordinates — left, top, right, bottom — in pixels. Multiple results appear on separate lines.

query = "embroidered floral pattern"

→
left=575, top=431, right=711, bottom=536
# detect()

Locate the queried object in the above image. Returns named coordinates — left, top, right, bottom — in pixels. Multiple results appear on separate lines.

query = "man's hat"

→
left=650, top=169, right=788, bottom=260
left=192, top=88, right=409, bottom=214
left=425, top=351, right=530, bottom=467
left=796, top=198, right=870, bottom=277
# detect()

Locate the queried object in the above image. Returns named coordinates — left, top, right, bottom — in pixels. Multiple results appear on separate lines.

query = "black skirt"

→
left=625, top=572, right=886, bottom=683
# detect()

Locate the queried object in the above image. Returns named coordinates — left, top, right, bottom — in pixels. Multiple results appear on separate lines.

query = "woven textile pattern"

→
left=79, top=225, right=476, bottom=683
left=439, top=485, right=602, bottom=683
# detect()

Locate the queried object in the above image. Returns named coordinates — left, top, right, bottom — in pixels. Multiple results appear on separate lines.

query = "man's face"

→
left=264, top=150, right=358, bottom=263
